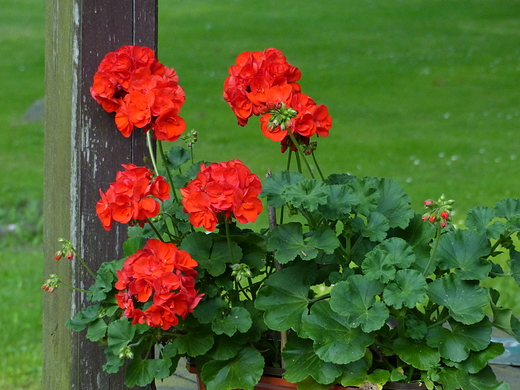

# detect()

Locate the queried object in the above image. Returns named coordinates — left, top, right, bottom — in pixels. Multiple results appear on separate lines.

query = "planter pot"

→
left=187, top=365, right=425, bottom=390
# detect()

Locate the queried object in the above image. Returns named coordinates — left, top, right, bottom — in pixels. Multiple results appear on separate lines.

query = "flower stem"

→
left=286, top=130, right=315, bottom=179
left=157, top=140, right=180, bottom=204
left=310, top=149, right=325, bottom=181
left=146, top=218, right=165, bottom=242
left=72, top=248, right=96, bottom=279
left=59, top=280, right=91, bottom=294
left=146, top=131, right=159, bottom=174
left=224, top=218, right=236, bottom=264
left=423, top=224, right=442, bottom=276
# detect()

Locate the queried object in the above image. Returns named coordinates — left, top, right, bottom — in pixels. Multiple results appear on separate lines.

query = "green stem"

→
left=146, top=131, right=159, bottom=174
left=287, top=130, right=315, bottom=179
left=59, top=280, right=91, bottom=294
left=157, top=140, right=180, bottom=204
left=311, top=149, right=325, bottom=181
left=72, top=249, right=96, bottom=279
left=423, top=224, right=442, bottom=276
left=146, top=218, right=165, bottom=242
left=224, top=218, right=236, bottom=264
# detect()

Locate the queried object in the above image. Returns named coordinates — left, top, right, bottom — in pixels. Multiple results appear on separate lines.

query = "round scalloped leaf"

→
left=200, top=346, right=264, bottom=390
left=330, top=275, right=388, bottom=332
left=282, top=336, right=343, bottom=385
left=383, top=269, right=427, bottom=309
left=393, top=337, right=440, bottom=370
left=303, top=300, right=375, bottom=364
left=427, top=274, right=488, bottom=325
left=426, top=318, right=492, bottom=362
left=436, top=229, right=492, bottom=281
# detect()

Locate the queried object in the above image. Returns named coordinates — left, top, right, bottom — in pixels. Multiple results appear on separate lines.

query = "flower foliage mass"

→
left=48, top=45, right=520, bottom=390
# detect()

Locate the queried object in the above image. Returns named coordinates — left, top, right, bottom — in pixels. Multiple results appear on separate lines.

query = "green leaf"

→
left=200, top=346, right=264, bottom=390
left=458, top=342, right=505, bottom=374
left=383, top=269, right=427, bottom=309
left=352, top=212, right=389, bottom=242
left=107, top=319, right=136, bottom=356
left=494, top=198, right=520, bottom=219
left=348, top=176, right=380, bottom=215
left=508, top=248, right=520, bottom=288
left=123, top=235, right=147, bottom=257
left=266, top=222, right=317, bottom=263
left=427, top=273, right=489, bottom=325
left=255, top=266, right=311, bottom=333
left=180, top=232, right=242, bottom=276
left=193, top=297, right=227, bottom=324
left=337, top=358, right=370, bottom=387
left=206, top=335, right=244, bottom=361
left=363, top=237, right=416, bottom=283
left=67, top=303, right=101, bottom=331
left=171, top=326, right=215, bottom=356
left=86, top=318, right=108, bottom=342
left=103, top=348, right=125, bottom=373
left=282, top=179, right=331, bottom=212
left=330, top=275, right=388, bottom=332
left=465, top=206, right=505, bottom=240
left=376, top=178, right=414, bottom=229
left=282, top=336, right=343, bottom=385
left=303, top=300, right=375, bottom=364
left=165, top=144, right=191, bottom=170
left=393, top=337, right=440, bottom=370
left=211, top=307, right=252, bottom=337
left=262, top=170, right=306, bottom=208
left=426, top=318, right=492, bottom=362
left=89, top=258, right=124, bottom=302
left=436, top=229, right=492, bottom=280
left=307, top=226, right=341, bottom=255
left=318, top=184, right=360, bottom=219
left=125, top=357, right=156, bottom=387
left=490, top=294, right=520, bottom=340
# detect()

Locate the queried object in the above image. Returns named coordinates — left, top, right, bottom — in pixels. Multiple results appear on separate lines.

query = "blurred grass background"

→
left=1, top=0, right=519, bottom=388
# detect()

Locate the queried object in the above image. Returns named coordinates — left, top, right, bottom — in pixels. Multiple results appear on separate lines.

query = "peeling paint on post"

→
left=43, top=1, right=157, bottom=389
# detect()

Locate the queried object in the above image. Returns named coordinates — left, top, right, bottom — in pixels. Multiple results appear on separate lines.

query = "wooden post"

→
left=43, top=1, right=157, bottom=389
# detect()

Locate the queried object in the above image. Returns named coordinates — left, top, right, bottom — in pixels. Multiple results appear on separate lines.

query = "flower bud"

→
left=55, top=252, right=62, bottom=261
left=66, top=252, right=74, bottom=260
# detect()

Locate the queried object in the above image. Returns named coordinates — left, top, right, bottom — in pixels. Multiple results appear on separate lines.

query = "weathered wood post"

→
left=43, top=1, right=157, bottom=388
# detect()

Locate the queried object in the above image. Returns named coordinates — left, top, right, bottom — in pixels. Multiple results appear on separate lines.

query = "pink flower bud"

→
left=66, top=252, right=74, bottom=260
left=429, top=214, right=437, bottom=223
left=55, top=252, right=62, bottom=261
left=424, top=200, right=434, bottom=207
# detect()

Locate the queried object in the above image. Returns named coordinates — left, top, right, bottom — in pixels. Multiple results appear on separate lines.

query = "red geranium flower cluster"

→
left=96, top=164, right=170, bottom=231
left=115, top=239, right=203, bottom=330
left=223, top=48, right=332, bottom=150
left=223, top=48, right=302, bottom=126
left=90, top=45, right=186, bottom=142
left=180, top=159, right=263, bottom=231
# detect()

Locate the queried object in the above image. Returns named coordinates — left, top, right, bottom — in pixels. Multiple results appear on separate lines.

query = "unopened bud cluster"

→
left=422, top=194, right=454, bottom=228
left=42, top=274, right=60, bottom=293
left=267, top=102, right=298, bottom=131
left=230, top=263, right=253, bottom=282
left=182, top=129, right=199, bottom=147
left=54, top=238, right=75, bottom=261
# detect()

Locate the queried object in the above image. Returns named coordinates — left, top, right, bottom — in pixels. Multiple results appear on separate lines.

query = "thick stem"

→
left=157, top=140, right=180, bottom=204
left=423, top=224, right=442, bottom=276
left=287, top=130, right=315, bottom=179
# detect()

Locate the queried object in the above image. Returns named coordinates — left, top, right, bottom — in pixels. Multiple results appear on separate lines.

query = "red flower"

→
left=96, top=164, right=170, bottom=230
left=115, top=239, right=203, bottom=330
left=91, top=45, right=186, bottom=142
left=224, top=48, right=331, bottom=150
left=180, top=159, right=263, bottom=231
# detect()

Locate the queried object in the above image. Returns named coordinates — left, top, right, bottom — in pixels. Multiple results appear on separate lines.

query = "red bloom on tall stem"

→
left=180, top=159, right=263, bottom=231
left=90, top=45, right=186, bottom=141
left=223, top=48, right=331, bottom=151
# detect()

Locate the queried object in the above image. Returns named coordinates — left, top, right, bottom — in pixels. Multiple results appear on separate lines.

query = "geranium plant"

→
left=44, top=45, right=520, bottom=390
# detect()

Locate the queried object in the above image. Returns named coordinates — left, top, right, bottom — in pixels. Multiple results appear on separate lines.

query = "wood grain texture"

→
left=43, top=1, right=157, bottom=388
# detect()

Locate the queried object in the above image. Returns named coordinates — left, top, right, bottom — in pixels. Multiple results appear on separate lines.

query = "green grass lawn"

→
left=2, top=0, right=520, bottom=388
